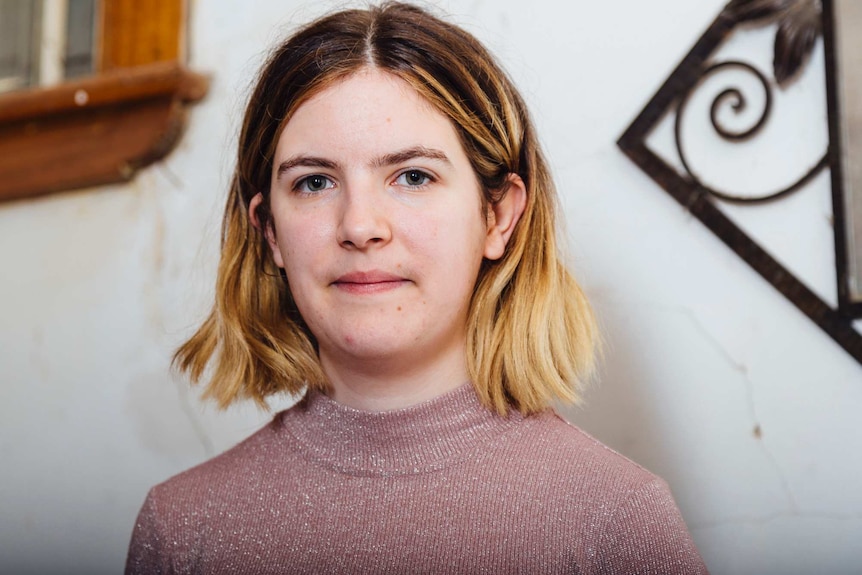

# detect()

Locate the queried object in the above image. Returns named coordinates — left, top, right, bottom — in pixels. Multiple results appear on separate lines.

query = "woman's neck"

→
left=319, top=344, right=470, bottom=412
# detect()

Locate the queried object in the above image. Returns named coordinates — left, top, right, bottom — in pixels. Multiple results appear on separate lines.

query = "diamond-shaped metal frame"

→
left=617, top=0, right=862, bottom=365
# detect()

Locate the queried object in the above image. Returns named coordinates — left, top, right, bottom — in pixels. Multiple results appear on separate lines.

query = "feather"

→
left=773, top=0, right=821, bottom=85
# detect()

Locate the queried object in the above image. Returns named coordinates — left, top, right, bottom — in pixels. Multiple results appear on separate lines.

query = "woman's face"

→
left=263, top=69, right=502, bottom=383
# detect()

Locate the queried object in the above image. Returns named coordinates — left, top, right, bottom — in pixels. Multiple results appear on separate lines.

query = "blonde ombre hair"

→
left=175, top=1, right=597, bottom=415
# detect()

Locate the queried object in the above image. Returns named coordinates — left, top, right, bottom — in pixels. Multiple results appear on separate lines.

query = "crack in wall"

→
left=678, top=305, right=800, bottom=513
left=594, top=298, right=862, bottom=530
left=596, top=296, right=803, bottom=516
left=156, top=160, right=185, bottom=191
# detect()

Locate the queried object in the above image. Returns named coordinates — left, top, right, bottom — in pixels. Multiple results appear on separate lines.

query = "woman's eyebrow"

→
left=276, top=147, right=451, bottom=181
left=276, top=156, right=339, bottom=180
left=372, top=146, right=451, bottom=168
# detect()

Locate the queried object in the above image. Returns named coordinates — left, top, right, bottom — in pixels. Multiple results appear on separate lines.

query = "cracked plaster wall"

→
left=1, top=1, right=860, bottom=574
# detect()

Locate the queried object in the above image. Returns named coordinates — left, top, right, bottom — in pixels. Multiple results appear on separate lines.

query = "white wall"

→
left=1, top=1, right=860, bottom=573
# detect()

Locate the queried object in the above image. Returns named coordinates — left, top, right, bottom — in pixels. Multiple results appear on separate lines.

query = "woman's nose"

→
left=335, top=185, right=392, bottom=249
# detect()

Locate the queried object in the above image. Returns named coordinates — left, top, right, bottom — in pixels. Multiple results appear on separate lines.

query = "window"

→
left=0, top=0, right=97, bottom=92
left=0, top=0, right=208, bottom=202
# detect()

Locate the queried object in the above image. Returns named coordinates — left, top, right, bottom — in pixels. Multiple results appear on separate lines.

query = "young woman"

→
left=126, top=2, right=709, bottom=573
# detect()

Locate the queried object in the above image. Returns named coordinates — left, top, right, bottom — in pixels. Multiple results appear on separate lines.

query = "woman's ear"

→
left=249, top=193, right=285, bottom=268
left=483, top=173, right=527, bottom=260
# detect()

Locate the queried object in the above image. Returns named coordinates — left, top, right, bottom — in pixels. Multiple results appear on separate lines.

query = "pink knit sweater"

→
left=126, top=384, right=708, bottom=574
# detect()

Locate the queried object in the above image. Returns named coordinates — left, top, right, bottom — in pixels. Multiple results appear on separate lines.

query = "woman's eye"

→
left=295, top=174, right=334, bottom=193
left=395, top=170, right=432, bottom=187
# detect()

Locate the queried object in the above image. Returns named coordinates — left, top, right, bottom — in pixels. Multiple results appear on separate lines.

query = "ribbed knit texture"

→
left=126, top=384, right=708, bottom=574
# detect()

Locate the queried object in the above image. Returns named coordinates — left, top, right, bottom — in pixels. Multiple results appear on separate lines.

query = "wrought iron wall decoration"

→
left=618, top=0, right=862, bottom=365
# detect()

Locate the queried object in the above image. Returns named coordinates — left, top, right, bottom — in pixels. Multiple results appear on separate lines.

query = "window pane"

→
left=0, top=0, right=41, bottom=92
left=835, top=0, right=862, bottom=302
left=64, top=0, right=95, bottom=79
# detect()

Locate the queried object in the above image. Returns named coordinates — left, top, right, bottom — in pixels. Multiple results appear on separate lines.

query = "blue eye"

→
left=295, top=174, right=334, bottom=193
left=396, top=170, right=432, bottom=187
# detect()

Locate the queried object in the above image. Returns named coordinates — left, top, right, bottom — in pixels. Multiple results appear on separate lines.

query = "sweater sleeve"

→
left=595, top=478, right=709, bottom=575
left=125, top=490, right=173, bottom=575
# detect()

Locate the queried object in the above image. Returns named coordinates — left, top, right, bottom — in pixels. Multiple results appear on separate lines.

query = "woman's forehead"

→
left=273, top=69, right=465, bottom=166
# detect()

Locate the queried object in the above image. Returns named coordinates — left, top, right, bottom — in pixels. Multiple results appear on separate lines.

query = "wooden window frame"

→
left=0, top=0, right=209, bottom=202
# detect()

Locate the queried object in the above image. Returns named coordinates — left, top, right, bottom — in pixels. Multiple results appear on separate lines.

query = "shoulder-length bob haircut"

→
left=175, top=1, right=597, bottom=415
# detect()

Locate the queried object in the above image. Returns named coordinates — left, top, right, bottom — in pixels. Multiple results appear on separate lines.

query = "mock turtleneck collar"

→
left=279, top=383, right=524, bottom=477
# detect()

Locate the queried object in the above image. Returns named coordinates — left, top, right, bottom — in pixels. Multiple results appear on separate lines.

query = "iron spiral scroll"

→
left=673, top=59, right=828, bottom=204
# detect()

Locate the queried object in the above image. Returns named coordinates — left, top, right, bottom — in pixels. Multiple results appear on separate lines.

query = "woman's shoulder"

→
left=491, top=411, right=707, bottom=571
left=148, top=408, right=296, bottom=503
left=496, top=409, right=666, bottom=496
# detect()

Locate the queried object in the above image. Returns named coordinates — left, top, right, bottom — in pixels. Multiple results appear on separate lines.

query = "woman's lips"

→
left=332, top=271, right=410, bottom=294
